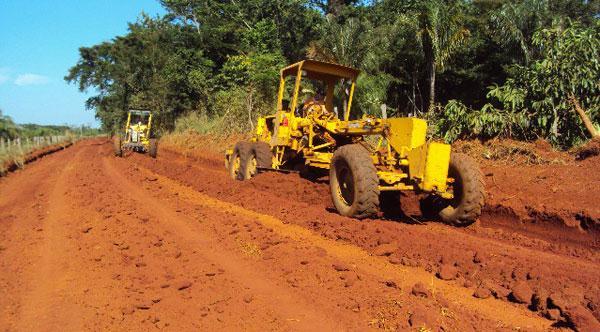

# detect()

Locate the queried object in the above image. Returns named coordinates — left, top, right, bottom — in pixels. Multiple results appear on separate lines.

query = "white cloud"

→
left=14, top=73, right=49, bottom=86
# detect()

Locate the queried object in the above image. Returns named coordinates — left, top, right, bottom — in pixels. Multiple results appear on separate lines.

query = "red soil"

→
left=1, top=141, right=73, bottom=175
left=0, top=138, right=598, bottom=331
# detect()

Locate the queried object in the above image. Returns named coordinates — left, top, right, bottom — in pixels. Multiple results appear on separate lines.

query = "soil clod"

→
left=175, top=280, right=192, bottom=290
left=411, top=282, right=431, bottom=298
left=510, top=281, right=534, bottom=305
left=437, top=264, right=458, bottom=281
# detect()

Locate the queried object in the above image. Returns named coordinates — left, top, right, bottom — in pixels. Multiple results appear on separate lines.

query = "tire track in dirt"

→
left=126, top=161, right=551, bottom=331
left=14, top=146, right=86, bottom=331
left=0, top=143, right=79, bottom=330
left=2, top=139, right=598, bottom=330
left=129, top=144, right=599, bottom=327
left=8, top=141, right=148, bottom=331
left=6, top=140, right=351, bottom=330
left=101, top=154, right=348, bottom=331
left=105, top=144, right=542, bottom=330
left=136, top=148, right=600, bottom=266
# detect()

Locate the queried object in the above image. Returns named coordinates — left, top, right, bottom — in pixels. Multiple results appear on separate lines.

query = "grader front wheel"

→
left=421, top=153, right=486, bottom=226
left=113, top=136, right=122, bottom=157
left=228, top=142, right=251, bottom=180
left=329, top=144, right=380, bottom=219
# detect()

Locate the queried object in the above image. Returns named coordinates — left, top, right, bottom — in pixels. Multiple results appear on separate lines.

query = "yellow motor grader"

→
left=225, top=60, right=485, bottom=226
left=113, top=110, right=158, bottom=158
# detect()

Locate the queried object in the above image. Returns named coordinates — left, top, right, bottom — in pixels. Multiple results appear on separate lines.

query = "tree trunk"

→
left=569, top=94, right=599, bottom=138
left=247, top=87, right=254, bottom=130
left=428, top=60, right=436, bottom=111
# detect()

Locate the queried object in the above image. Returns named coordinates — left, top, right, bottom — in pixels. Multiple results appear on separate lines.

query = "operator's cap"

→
left=301, top=88, right=315, bottom=95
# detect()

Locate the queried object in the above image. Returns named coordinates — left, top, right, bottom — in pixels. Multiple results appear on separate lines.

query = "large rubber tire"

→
left=421, top=153, right=485, bottom=226
left=148, top=139, right=158, bottom=158
left=113, top=136, right=122, bottom=157
left=329, top=144, right=380, bottom=219
left=252, top=142, right=273, bottom=169
left=241, top=142, right=272, bottom=179
left=228, top=142, right=251, bottom=180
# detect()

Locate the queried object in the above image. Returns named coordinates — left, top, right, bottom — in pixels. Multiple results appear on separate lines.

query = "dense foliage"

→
left=436, top=21, right=600, bottom=148
left=0, top=111, right=20, bottom=139
left=0, top=109, right=100, bottom=139
left=66, top=0, right=599, bottom=147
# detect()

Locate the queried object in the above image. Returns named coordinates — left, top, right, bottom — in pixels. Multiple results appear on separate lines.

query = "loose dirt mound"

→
left=453, top=138, right=570, bottom=165
left=446, top=137, right=600, bottom=240
left=574, top=137, right=600, bottom=161
left=147, top=135, right=600, bottom=328
left=0, top=141, right=73, bottom=176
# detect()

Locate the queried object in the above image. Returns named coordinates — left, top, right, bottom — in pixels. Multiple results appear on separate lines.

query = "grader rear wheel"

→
left=113, top=136, right=122, bottom=157
left=420, top=153, right=485, bottom=226
left=228, top=142, right=251, bottom=180
left=241, top=142, right=272, bottom=179
left=329, top=144, right=380, bottom=219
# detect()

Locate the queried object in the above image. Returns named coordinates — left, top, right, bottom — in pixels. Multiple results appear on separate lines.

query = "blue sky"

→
left=0, top=0, right=166, bottom=127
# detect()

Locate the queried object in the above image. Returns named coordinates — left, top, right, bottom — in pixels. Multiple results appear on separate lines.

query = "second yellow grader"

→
left=226, top=60, right=485, bottom=226
left=113, top=109, right=158, bottom=158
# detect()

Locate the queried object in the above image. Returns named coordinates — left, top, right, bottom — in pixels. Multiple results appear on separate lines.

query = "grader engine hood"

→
left=385, top=118, right=427, bottom=153
left=385, top=118, right=451, bottom=193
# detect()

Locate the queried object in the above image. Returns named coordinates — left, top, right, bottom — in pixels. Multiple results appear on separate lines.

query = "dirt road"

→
left=1, top=138, right=598, bottom=331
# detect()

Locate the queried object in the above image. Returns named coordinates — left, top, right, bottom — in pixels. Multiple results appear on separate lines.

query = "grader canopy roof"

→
left=129, top=110, right=151, bottom=116
left=281, top=60, right=359, bottom=81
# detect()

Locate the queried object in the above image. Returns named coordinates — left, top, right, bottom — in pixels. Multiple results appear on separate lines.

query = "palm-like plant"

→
left=307, top=16, right=376, bottom=69
left=306, top=16, right=381, bottom=115
left=418, top=0, right=470, bottom=110
left=490, top=0, right=550, bottom=65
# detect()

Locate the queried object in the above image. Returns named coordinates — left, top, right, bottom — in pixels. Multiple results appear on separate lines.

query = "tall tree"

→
left=418, top=0, right=470, bottom=110
left=490, top=0, right=599, bottom=65
left=66, top=15, right=213, bottom=132
left=0, top=110, right=20, bottom=139
left=490, top=0, right=551, bottom=65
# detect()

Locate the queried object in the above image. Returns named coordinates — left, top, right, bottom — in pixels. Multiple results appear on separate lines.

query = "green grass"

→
left=0, top=136, right=74, bottom=174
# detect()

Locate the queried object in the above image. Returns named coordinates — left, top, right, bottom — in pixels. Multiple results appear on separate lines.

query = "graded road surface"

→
left=0, top=138, right=598, bottom=331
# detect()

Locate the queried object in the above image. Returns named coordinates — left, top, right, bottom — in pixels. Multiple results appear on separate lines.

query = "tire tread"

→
left=330, top=144, right=379, bottom=219
left=440, top=153, right=486, bottom=226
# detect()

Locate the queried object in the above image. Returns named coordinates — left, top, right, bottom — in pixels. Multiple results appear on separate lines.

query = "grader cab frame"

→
left=226, top=60, right=485, bottom=225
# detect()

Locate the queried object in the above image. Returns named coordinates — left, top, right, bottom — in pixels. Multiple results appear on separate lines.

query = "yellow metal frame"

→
left=124, top=110, right=153, bottom=150
left=230, top=60, right=454, bottom=198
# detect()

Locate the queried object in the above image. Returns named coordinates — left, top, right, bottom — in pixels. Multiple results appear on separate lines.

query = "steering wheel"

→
left=304, top=103, right=334, bottom=120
